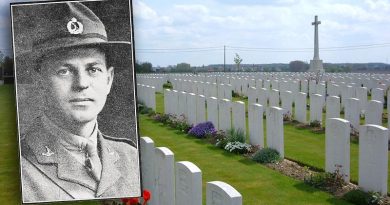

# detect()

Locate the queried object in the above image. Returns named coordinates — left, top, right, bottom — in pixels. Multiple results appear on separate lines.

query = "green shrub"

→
left=251, top=148, right=281, bottom=164
left=304, top=165, right=346, bottom=191
left=216, top=137, right=229, bottom=149
left=304, top=172, right=333, bottom=188
left=232, top=91, right=240, bottom=98
left=163, top=81, right=173, bottom=89
left=153, top=113, right=171, bottom=124
left=147, top=109, right=156, bottom=116
left=309, top=120, right=321, bottom=128
left=226, top=128, right=245, bottom=143
left=140, top=107, right=153, bottom=115
left=342, top=189, right=383, bottom=205
left=208, top=130, right=226, bottom=145
left=166, top=115, right=192, bottom=132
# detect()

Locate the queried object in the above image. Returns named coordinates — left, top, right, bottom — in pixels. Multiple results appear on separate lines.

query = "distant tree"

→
left=176, top=62, right=190, bottom=70
left=172, top=63, right=192, bottom=73
left=2, top=56, right=13, bottom=76
left=234, top=53, right=243, bottom=71
left=0, top=51, right=5, bottom=79
left=135, top=61, right=153, bottom=73
left=289, top=60, right=309, bottom=72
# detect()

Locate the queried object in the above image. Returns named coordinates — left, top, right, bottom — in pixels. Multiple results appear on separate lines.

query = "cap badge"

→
left=67, top=17, right=84, bottom=34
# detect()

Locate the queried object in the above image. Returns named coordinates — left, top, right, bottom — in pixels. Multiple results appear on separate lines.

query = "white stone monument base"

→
left=308, top=59, right=324, bottom=72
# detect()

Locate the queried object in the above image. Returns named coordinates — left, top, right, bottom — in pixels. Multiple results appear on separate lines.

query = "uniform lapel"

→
left=96, top=132, right=121, bottom=196
left=57, top=146, right=98, bottom=190
left=23, top=121, right=96, bottom=198
left=26, top=119, right=97, bottom=193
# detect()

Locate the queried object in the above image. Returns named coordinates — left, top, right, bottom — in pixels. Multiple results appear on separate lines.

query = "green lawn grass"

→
left=139, top=114, right=352, bottom=205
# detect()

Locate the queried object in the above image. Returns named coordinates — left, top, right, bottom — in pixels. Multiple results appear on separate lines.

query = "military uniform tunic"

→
left=20, top=116, right=140, bottom=203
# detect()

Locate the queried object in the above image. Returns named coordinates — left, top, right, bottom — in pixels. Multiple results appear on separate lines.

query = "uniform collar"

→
left=24, top=116, right=121, bottom=195
left=41, top=114, right=98, bottom=152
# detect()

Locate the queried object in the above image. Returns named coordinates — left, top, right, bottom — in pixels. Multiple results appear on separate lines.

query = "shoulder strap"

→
left=101, top=134, right=137, bottom=148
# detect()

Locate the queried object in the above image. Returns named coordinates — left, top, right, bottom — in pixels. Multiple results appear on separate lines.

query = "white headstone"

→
left=267, top=106, right=284, bottom=158
left=171, top=90, right=179, bottom=116
left=388, top=89, right=390, bottom=129
left=310, top=94, right=324, bottom=124
left=327, top=83, right=339, bottom=97
left=218, top=99, right=232, bottom=131
left=232, top=101, right=246, bottom=135
left=344, top=98, right=360, bottom=132
left=206, top=181, right=242, bottom=205
left=325, top=118, right=350, bottom=182
left=309, top=80, right=316, bottom=96
left=210, top=83, right=218, bottom=98
left=196, top=95, right=206, bottom=124
left=359, top=124, right=388, bottom=195
left=178, top=91, right=188, bottom=117
left=365, top=100, right=383, bottom=125
left=225, top=84, right=233, bottom=100
left=264, top=80, right=271, bottom=90
left=295, top=92, right=307, bottom=123
left=317, top=83, right=326, bottom=98
left=269, top=89, right=280, bottom=107
left=248, top=103, right=264, bottom=147
left=326, top=96, right=340, bottom=119
left=248, top=87, right=257, bottom=104
left=271, top=80, right=279, bottom=90
left=187, top=93, right=197, bottom=125
left=301, top=80, right=308, bottom=93
left=341, top=85, right=353, bottom=108
left=217, top=84, right=225, bottom=99
left=155, top=147, right=175, bottom=205
left=258, top=88, right=268, bottom=107
left=175, top=161, right=202, bottom=205
left=256, top=79, right=263, bottom=90
left=164, top=89, right=172, bottom=115
left=372, top=88, right=384, bottom=103
left=140, top=137, right=157, bottom=205
left=207, top=97, right=219, bottom=130
left=356, top=87, right=368, bottom=115
left=280, top=91, right=293, bottom=117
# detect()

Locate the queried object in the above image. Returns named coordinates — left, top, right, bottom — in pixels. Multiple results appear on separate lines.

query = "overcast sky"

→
left=1, top=0, right=390, bottom=67
left=133, top=0, right=390, bottom=66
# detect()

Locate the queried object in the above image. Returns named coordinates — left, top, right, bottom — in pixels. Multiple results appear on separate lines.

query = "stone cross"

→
left=308, top=15, right=324, bottom=72
left=312, top=15, right=321, bottom=60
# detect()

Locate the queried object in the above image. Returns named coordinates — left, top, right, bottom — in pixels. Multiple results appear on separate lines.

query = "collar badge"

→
left=67, top=17, right=83, bottom=34
left=42, top=146, right=55, bottom=157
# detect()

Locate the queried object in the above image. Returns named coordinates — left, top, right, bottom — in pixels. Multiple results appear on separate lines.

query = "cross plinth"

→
left=308, top=15, right=324, bottom=73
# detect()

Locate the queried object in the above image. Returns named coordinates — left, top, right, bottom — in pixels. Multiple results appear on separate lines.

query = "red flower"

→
left=129, top=197, right=139, bottom=205
left=121, top=198, right=130, bottom=203
left=142, top=189, right=151, bottom=205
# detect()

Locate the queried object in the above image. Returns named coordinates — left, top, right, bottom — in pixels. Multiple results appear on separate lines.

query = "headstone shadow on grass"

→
left=293, top=182, right=322, bottom=194
left=326, top=197, right=353, bottom=205
left=237, top=158, right=257, bottom=166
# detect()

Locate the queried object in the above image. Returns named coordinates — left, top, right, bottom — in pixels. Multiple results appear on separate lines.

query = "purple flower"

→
left=188, top=121, right=216, bottom=138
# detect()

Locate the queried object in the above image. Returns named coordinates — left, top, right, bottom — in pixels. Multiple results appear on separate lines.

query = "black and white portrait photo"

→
left=11, top=0, right=141, bottom=203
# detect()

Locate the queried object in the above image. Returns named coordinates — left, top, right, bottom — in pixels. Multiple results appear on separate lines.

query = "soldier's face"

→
left=39, top=47, right=114, bottom=124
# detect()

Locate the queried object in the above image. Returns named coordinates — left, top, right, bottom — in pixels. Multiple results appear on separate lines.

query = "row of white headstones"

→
left=138, top=78, right=389, bottom=130
left=136, top=79, right=389, bottom=196
left=140, top=137, right=242, bottom=205
left=136, top=72, right=390, bottom=94
left=161, top=88, right=388, bottom=195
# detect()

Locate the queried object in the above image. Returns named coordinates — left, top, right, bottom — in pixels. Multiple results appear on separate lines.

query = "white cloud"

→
left=134, top=1, right=158, bottom=20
